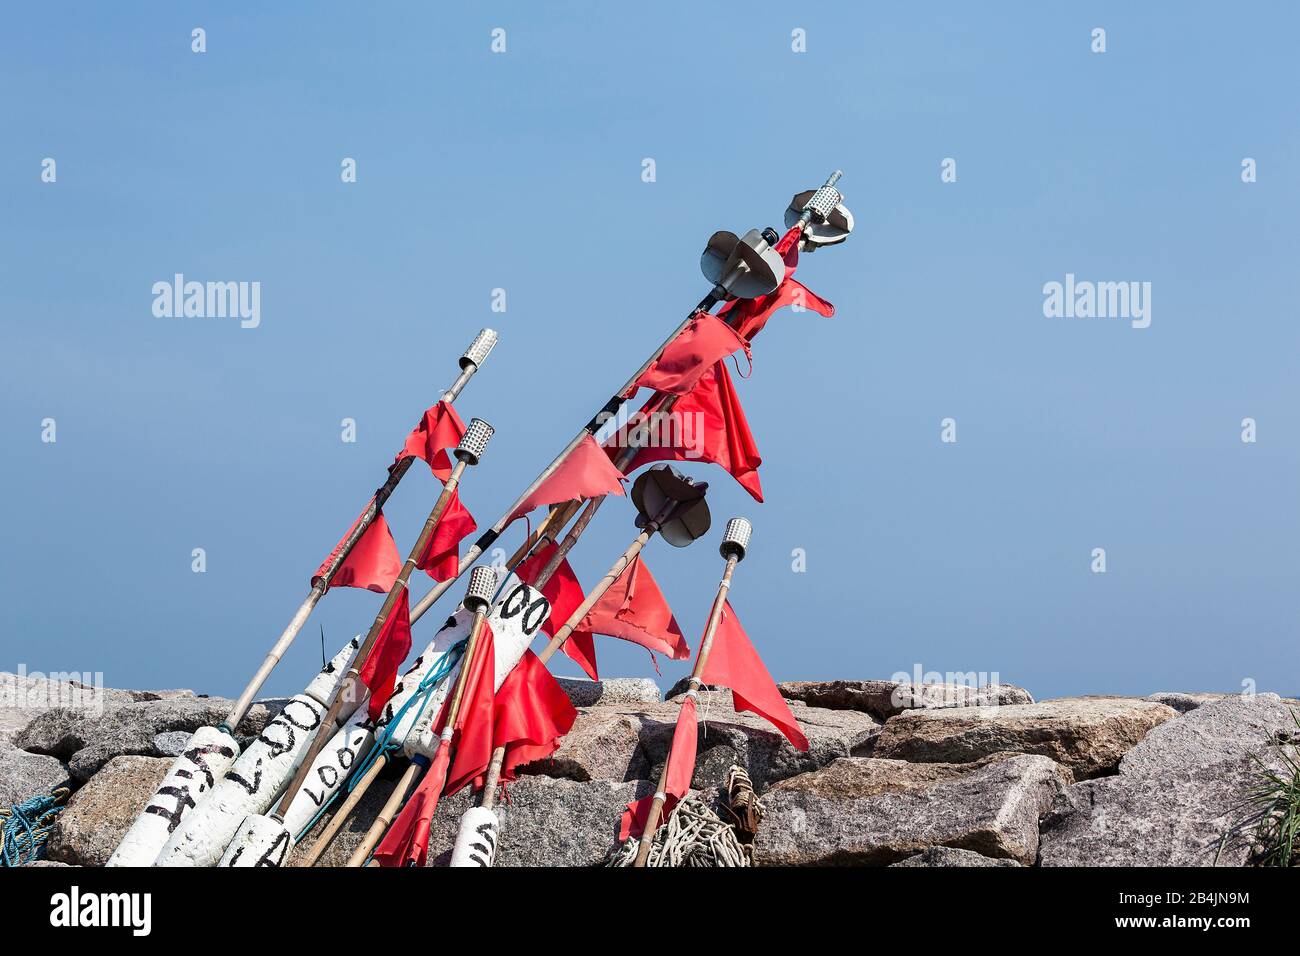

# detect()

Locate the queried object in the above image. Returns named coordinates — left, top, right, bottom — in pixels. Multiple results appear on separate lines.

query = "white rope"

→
left=606, top=797, right=750, bottom=868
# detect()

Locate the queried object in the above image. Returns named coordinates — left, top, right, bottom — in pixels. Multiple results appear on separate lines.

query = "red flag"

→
left=360, top=587, right=413, bottom=722
left=507, top=434, right=625, bottom=523
left=312, top=510, right=401, bottom=593
left=618, top=695, right=699, bottom=840
left=717, top=227, right=834, bottom=342
left=492, top=650, right=578, bottom=782
left=415, top=486, right=477, bottom=582
left=443, top=623, right=498, bottom=796
left=396, top=401, right=467, bottom=482
left=626, top=312, right=749, bottom=398
left=618, top=361, right=764, bottom=502
left=374, top=622, right=499, bottom=867
left=517, top=542, right=598, bottom=679
left=372, top=742, right=451, bottom=868
left=700, top=601, right=808, bottom=751
left=579, top=555, right=689, bottom=664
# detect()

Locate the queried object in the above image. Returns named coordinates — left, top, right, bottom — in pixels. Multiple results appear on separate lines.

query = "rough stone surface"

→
left=0, top=741, right=71, bottom=806
left=432, top=777, right=655, bottom=867
left=152, top=731, right=192, bottom=757
left=1039, top=694, right=1300, bottom=866
left=17, top=696, right=281, bottom=782
left=754, top=754, right=1067, bottom=866
left=0, top=671, right=145, bottom=744
left=555, top=677, right=661, bottom=708
left=890, top=846, right=1021, bottom=867
left=779, top=680, right=1034, bottom=720
left=1144, top=692, right=1226, bottom=714
left=1119, top=693, right=1298, bottom=779
left=292, top=774, right=655, bottom=868
left=522, top=692, right=879, bottom=791
left=46, top=755, right=172, bottom=866
left=874, top=697, right=1177, bottom=779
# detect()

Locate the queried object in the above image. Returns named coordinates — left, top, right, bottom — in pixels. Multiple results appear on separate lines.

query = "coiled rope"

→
left=0, top=787, right=71, bottom=867
left=606, top=797, right=750, bottom=868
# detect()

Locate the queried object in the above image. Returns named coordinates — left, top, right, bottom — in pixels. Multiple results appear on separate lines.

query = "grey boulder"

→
left=555, top=677, right=661, bottom=707
left=874, top=697, right=1177, bottom=780
left=522, top=692, right=879, bottom=791
left=890, top=846, right=1021, bottom=867
left=753, top=754, right=1067, bottom=866
left=779, top=679, right=1033, bottom=721
left=1039, top=693, right=1300, bottom=866
left=0, top=741, right=71, bottom=806
left=17, top=695, right=281, bottom=782
left=46, top=755, right=173, bottom=866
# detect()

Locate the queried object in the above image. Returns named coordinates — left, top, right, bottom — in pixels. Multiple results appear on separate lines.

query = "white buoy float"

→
left=219, top=566, right=548, bottom=867
left=151, top=636, right=362, bottom=867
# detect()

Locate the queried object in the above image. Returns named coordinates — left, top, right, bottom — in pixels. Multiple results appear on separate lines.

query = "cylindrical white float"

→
left=218, top=710, right=375, bottom=867
left=218, top=812, right=292, bottom=868
left=153, top=637, right=361, bottom=868
left=106, top=725, right=240, bottom=867
left=404, top=571, right=549, bottom=760
left=449, top=806, right=500, bottom=867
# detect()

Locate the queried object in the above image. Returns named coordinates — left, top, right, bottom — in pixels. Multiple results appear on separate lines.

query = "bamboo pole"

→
left=634, top=517, right=751, bottom=867
left=270, top=419, right=494, bottom=825
left=346, top=567, right=496, bottom=867
left=220, top=329, right=496, bottom=733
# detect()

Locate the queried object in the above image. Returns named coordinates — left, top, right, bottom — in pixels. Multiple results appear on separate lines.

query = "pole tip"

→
left=720, top=517, right=752, bottom=562
left=460, top=328, right=498, bottom=370
left=455, top=418, right=494, bottom=465
left=465, top=566, right=497, bottom=614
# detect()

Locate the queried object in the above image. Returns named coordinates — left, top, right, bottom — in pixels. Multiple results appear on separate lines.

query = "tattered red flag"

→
left=312, top=510, right=402, bottom=593
left=360, top=586, right=413, bottom=722
left=717, top=226, right=835, bottom=342
left=517, top=542, right=598, bottom=679
left=443, top=623, right=499, bottom=797
left=396, top=400, right=467, bottom=482
left=373, top=623, right=497, bottom=867
left=371, top=742, right=450, bottom=868
left=415, top=486, right=477, bottom=582
left=507, top=434, right=625, bottom=523
left=625, top=312, right=749, bottom=398
left=492, top=650, right=578, bottom=783
left=579, top=555, right=689, bottom=667
left=701, top=601, right=808, bottom=751
left=619, top=694, right=699, bottom=840
left=618, top=360, right=764, bottom=503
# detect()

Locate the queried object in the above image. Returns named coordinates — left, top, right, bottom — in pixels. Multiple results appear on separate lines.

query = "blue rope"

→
left=0, top=788, right=70, bottom=867
left=295, top=639, right=466, bottom=842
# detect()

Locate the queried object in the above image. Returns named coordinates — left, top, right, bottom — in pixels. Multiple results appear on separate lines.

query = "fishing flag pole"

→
left=449, top=466, right=712, bottom=865
left=267, top=420, right=494, bottom=828
left=346, top=565, right=499, bottom=867
left=634, top=517, right=752, bottom=866
left=106, top=329, right=495, bottom=868
left=226, top=329, right=496, bottom=732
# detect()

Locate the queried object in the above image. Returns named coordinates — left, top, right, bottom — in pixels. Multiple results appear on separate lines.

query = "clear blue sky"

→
left=3, top=3, right=1297, bottom=702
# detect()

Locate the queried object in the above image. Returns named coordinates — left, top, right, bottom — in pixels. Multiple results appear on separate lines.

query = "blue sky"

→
left=2, top=3, right=1297, bottom=702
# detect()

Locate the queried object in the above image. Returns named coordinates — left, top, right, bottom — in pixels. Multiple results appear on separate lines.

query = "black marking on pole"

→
left=473, top=529, right=499, bottom=552
left=522, top=596, right=549, bottom=636
left=145, top=787, right=197, bottom=833
left=585, top=395, right=625, bottom=433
